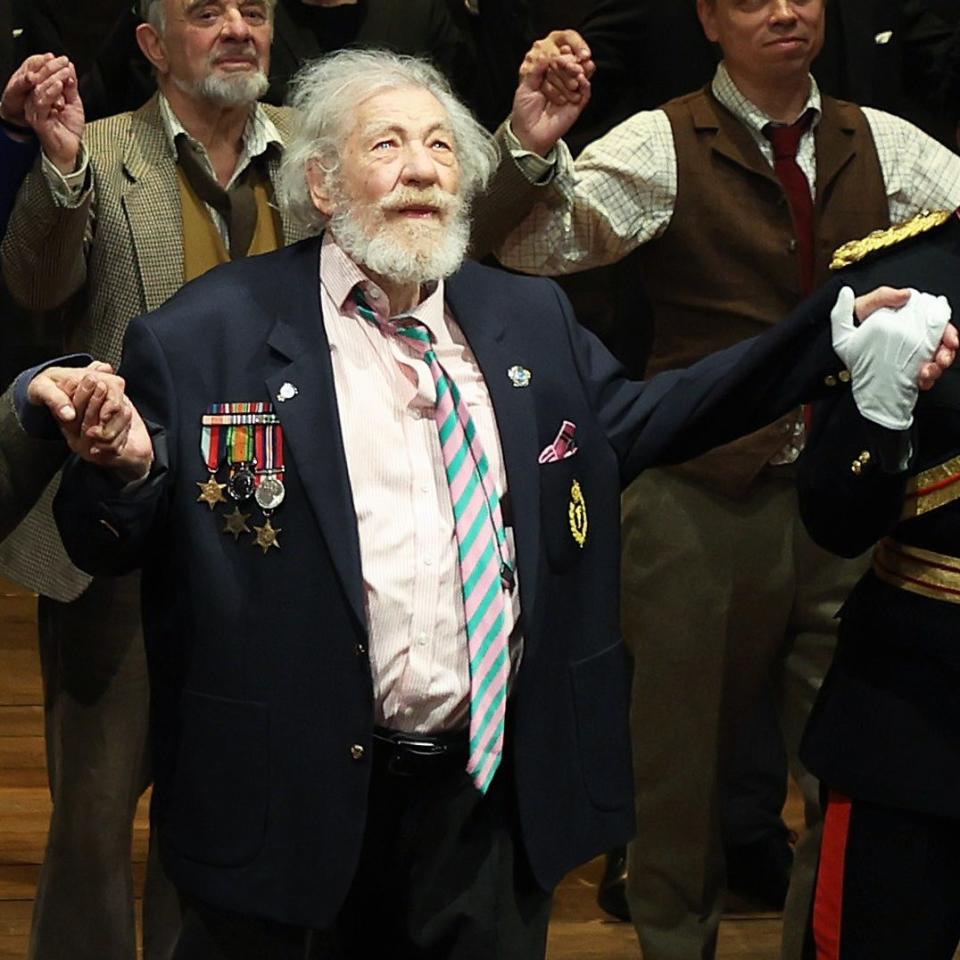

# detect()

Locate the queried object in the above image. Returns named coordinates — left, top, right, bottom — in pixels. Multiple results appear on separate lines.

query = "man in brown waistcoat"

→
left=0, top=2, right=308, bottom=957
left=475, top=1, right=960, bottom=957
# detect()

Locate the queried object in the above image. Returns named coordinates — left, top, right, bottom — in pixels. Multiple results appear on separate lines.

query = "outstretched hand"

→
left=510, top=29, right=594, bottom=157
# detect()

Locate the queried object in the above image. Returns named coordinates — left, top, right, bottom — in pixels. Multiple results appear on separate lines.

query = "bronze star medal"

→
left=196, top=474, right=227, bottom=510
left=253, top=518, right=281, bottom=553
left=222, top=507, right=251, bottom=541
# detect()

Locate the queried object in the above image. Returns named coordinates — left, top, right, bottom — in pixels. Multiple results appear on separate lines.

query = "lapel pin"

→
left=507, top=365, right=532, bottom=388
left=277, top=381, right=299, bottom=403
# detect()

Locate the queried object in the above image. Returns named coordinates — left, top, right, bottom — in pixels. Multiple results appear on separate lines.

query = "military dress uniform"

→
left=798, top=210, right=960, bottom=960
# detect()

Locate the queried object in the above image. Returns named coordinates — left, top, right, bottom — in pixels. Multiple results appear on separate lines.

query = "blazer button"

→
left=355, top=642, right=367, bottom=657
left=838, top=370, right=851, bottom=383
left=824, top=374, right=838, bottom=387
left=350, top=744, right=365, bottom=761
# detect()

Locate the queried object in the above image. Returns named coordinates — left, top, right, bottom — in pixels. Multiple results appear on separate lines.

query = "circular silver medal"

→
left=227, top=464, right=256, bottom=502
left=255, top=475, right=286, bottom=511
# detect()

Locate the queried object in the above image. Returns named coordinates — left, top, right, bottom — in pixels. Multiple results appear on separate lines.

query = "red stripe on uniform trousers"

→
left=813, top=791, right=853, bottom=960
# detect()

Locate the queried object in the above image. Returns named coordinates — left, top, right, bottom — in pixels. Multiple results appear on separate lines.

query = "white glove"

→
left=830, top=285, right=951, bottom=430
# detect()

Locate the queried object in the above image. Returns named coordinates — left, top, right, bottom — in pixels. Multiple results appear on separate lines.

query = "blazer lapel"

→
left=265, top=241, right=367, bottom=631
left=121, top=96, right=185, bottom=312
left=444, top=269, right=542, bottom=633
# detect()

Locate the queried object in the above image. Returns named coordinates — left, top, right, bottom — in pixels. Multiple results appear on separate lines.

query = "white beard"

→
left=329, top=186, right=470, bottom=285
left=175, top=67, right=269, bottom=107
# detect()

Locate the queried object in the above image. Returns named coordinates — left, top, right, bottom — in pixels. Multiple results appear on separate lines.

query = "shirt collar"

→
left=157, top=91, right=282, bottom=179
left=320, top=233, right=447, bottom=339
left=710, top=61, right=822, bottom=135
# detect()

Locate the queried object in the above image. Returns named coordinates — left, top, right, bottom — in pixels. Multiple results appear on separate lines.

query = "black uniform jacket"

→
left=54, top=237, right=843, bottom=927
left=799, top=211, right=960, bottom=820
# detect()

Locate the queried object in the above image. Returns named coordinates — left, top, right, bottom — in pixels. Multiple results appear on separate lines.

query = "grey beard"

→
left=330, top=206, right=471, bottom=286
left=174, top=69, right=268, bottom=107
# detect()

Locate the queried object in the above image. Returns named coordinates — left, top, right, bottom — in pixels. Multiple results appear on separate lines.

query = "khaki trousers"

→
left=620, top=468, right=867, bottom=960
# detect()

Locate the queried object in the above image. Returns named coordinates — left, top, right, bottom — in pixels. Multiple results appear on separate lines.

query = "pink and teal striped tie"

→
left=354, top=288, right=513, bottom=794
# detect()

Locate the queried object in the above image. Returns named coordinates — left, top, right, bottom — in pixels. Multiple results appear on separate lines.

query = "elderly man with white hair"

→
left=28, top=46, right=955, bottom=960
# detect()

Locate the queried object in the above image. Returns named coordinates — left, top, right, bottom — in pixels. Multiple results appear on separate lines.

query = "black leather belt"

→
left=372, top=726, right=469, bottom=777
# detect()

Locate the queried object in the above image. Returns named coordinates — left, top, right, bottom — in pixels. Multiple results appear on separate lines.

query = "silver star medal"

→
left=507, top=365, right=532, bottom=388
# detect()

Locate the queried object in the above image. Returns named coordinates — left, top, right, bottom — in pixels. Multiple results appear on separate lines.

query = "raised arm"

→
left=473, top=28, right=674, bottom=274
left=0, top=54, right=91, bottom=312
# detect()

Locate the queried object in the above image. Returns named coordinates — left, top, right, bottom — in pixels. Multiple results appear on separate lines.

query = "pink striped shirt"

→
left=319, top=235, right=520, bottom=733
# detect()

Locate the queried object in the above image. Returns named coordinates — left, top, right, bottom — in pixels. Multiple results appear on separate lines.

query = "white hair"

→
left=276, top=49, right=500, bottom=235
left=140, top=0, right=166, bottom=32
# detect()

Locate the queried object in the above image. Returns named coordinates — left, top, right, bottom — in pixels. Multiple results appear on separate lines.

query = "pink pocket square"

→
left=538, top=420, right=578, bottom=463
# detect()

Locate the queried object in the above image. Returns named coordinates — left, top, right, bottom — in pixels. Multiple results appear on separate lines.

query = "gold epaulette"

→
left=830, top=209, right=954, bottom=271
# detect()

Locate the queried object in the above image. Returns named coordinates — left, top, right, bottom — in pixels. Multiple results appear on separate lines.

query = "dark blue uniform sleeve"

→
left=797, top=390, right=912, bottom=558
left=555, top=276, right=846, bottom=486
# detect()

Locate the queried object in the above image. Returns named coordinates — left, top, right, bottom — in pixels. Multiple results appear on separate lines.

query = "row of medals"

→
left=197, top=463, right=285, bottom=553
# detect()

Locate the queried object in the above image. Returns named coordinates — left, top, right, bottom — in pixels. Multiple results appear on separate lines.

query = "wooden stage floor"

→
left=0, top=577, right=788, bottom=959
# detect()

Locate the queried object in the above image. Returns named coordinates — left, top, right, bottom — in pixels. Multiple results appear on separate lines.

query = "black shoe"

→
left=596, top=847, right=631, bottom=921
left=724, top=833, right=794, bottom=912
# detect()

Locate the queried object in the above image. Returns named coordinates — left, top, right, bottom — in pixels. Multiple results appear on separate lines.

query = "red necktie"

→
left=765, top=111, right=815, bottom=295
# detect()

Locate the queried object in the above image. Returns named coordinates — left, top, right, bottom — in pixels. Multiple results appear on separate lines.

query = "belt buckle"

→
left=387, top=736, right=446, bottom=776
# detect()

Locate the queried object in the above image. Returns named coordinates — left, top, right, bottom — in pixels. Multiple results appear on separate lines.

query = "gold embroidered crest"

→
left=830, top=209, right=952, bottom=271
left=568, top=479, right=588, bottom=548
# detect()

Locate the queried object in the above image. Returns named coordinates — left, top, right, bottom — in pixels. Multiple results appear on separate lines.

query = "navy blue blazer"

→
left=54, top=237, right=844, bottom=927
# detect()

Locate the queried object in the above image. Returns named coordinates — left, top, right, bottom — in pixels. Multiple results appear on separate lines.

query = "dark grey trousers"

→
left=172, top=746, right=553, bottom=960
left=29, top=572, right=181, bottom=960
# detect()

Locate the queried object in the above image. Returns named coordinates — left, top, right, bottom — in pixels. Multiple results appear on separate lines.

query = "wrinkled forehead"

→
left=164, top=0, right=275, bottom=19
left=347, top=86, right=452, bottom=140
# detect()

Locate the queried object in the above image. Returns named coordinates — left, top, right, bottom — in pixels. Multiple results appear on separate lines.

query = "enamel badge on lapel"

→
left=197, top=402, right=287, bottom=554
left=277, top=381, right=298, bottom=403
left=507, top=365, right=532, bottom=388
left=568, top=479, right=588, bottom=548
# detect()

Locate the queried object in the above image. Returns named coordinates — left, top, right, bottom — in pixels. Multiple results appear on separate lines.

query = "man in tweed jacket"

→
left=0, top=1, right=307, bottom=956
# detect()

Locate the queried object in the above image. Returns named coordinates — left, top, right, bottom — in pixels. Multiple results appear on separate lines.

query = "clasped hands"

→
left=25, top=287, right=956, bottom=485
left=510, top=28, right=594, bottom=157
left=1, top=52, right=84, bottom=174
left=833, top=286, right=958, bottom=430
left=27, top=363, right=153, bottom=483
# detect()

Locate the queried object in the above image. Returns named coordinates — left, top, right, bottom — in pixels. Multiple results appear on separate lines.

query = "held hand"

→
left=67, top=374, right=153, bottom=480
left=833, top=285, right=952, bottom=429
left=925, top=321, right=959, bottom=390
left=24, top=59, right=84, bottom=174
left=27, top=361, right=116, bottom=424
left=511, top=29, right=593, bottom=157
left=853, top=287, right=957, bottom=390
left=27, top=365, right=154, bottom=480
left=0, top=53, right=59, bottom=129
